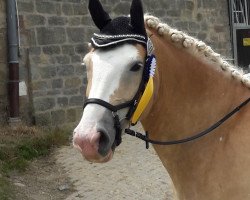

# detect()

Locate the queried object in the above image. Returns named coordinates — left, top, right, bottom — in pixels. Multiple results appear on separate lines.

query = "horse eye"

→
left=130, top=63, right=143, bottom=72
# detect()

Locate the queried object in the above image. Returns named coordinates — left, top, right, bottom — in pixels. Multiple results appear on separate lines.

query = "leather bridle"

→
left=83, top=63, right=148, bottom=146
left=83, top=45, right=250, bottom=149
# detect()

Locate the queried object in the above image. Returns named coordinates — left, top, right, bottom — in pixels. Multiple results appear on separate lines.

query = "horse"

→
left=73, top=0, right=250, bottom=199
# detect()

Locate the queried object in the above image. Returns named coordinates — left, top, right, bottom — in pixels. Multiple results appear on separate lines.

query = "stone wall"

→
left=17, top=0, right=92, bottom=126
left=1, top=0, right=231, bottom=126
left=0, top=0, right=7, bottom=125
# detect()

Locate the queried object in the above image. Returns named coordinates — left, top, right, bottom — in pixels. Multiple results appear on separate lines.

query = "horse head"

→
left=73, top=0, right=149, bottom=162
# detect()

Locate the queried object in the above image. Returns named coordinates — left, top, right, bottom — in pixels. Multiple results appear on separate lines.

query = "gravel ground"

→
left=10, top=125, right=174, bottom=200
left=56, top=130, right=174, bottom=200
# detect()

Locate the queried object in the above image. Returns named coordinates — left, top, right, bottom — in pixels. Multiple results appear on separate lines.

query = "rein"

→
left=125, top=97, right=250, bottom=149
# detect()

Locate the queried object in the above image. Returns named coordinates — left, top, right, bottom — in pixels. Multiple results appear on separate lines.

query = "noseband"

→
left=83, top=98, right=137, bottom=146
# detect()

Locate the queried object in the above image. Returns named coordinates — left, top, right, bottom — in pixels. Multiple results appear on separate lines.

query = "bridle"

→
left=83, top=43, right=250, bottom=149
left=83, top=60, right=148, bottom=146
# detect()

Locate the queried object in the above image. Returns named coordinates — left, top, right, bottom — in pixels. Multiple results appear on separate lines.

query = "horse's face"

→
left=73, top=44, right=146, bottom=162
left=73, top=0, right=147, bottom=162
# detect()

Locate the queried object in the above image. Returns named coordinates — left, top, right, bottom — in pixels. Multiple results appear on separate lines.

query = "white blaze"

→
left=74, top=44, right=140, bottom=137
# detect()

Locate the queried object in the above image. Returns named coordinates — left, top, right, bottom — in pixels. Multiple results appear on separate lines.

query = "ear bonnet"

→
left=89, top=0, right=148, bottom=49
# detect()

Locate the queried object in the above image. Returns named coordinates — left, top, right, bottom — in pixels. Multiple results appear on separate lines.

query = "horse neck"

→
left=143, top=34, right=249, bottom=134
left=141, top=34, right=250, bottom=198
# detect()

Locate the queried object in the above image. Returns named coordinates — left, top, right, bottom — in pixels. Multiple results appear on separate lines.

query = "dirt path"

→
left=56, top=134, right=174, bottom=200
left=10, top=127, right=174, bottom=200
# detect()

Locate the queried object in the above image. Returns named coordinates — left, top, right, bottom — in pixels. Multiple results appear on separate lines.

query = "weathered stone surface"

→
left=56, top=55, right=70, bottom=64
left=17, top=1, right=34, bottom=13
left=63, top=89, right=79, bottom=95
left=57, top=65, right=74, bottom=76
left=34, top=98, right=56, bottom=112
left=43, top=46, right=61, bottom=55
left=39, top=67, right=57, bottom=79
left=67, top=28, right=85, bottom=43
left=62, top=45, right=75, bottom=55
left=25, top=15, right=46, bottom=27
left=47, top=90, right=61, bottom=96
left=36, top=1, right=57, bottom=14
left=69, top=96, right=84, bottom=106
left=32, top=81, right=50, bottom=91
left=37, top=27, right=66, bottom=45
left=112, top=2, right=130, bottom=15
left=57, top=97, right=69, bottom=107
left=11, top=0, right=232, bottom=127
left=66, top=108, right=76, bottom=123
left=75, top=65, right=85, bottom=74
left=65, top=77, right=81, bottom=88
left=72, top=4, right=88, bottom=15
left=48, top=16, right=68, bottom=26
left=75, top=44, right=87, bottom=54
left=0, top=83, right=6, bottom=96
left=68, top=17, right=81, bottom=26
left=52, top=79, right=63, bottom=89
left=35, top=112, right=51, bottom=126
left=29, top=47, right=41, bottom=55
left=51, top=110, right=66, bottom=125
left=62, top=3, right=74, bottom=16
left=71, top=55, right=81, bottom=64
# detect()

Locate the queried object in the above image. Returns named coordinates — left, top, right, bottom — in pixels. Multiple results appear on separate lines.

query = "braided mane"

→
left=145, top=15, right=250, bottom=88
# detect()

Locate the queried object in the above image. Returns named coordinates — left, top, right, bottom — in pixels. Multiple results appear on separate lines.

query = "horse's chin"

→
left=84, top=149, right=114, bottom=163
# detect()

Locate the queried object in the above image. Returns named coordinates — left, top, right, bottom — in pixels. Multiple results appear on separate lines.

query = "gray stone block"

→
left=62, top=45, right=75, bottom=56
left=35, top=112, right=51, bottom=126
left=63, top=89, right=79, bottom=95
left=71, top=55, right=81, bottom=63
left=57, top=97, right=69, bottom=107
left=25, top=15, right=46, bottom=26
left=75, top=44, right=87, bottom=54
left=48, top=16, right=68, bottom=26
left=43, top=46, right=61, bottom=55
left=36, top=1, right=57, bottom=14
left=62, top=3, right=74, bottom=15
left=75, top=65, right=85, bottom=74
left=72, top=4, right=88, bottom=15
left=66, top=108, right=77, bottom=123
left=57, top=65, right=74, bottom=76
left=29, top=47, right=41, bottom=55
left=65, top=77, right=81, bottom=88
left=68, top=17, right=81, bottom=26
left=69, top=96, right=84, bottom=106
left=47, top=90, right=61, bottom=95
left=52, top=79, right=63, bottom=89
left=56, top=55, right=70, bottom=64
left=37, top=27, right=66, bottom=45
left=34, top=98, right=56, bottom=112
left=33, top=81, right=50, bottom=91
left=112, top=2, right=130, bottom=15
left=39, top=67, right=57, bottom=79
left=51, top=110, right=66, bottom=125
left=17, top=1, right=34, bottom=13
left=67, top=28, right=85, bottom=43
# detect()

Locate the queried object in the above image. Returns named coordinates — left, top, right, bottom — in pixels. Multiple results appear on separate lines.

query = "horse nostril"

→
left=98, top=130, right=111, bottom=156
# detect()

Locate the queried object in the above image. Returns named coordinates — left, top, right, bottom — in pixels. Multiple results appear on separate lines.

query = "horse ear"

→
left=88, top=0, right=111, bottom=30
left=130, top=0, right=145, bottom=34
